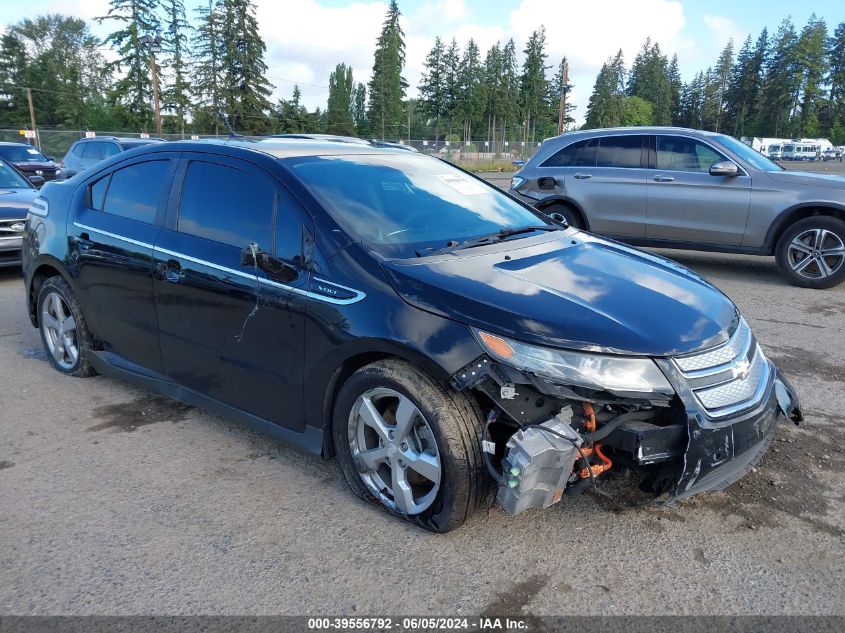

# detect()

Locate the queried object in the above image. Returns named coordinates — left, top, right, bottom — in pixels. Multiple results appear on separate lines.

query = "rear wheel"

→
left=37, top=277, right=96, bottom=377
left=542, top=202, right=583, bottom=230
left=776, top=217, right=845, bottom=289
left=333, top=359, right=489, bottom=532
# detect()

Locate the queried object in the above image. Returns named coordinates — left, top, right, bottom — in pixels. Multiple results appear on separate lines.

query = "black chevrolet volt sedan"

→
left=22, top=138, right=802, bottom=532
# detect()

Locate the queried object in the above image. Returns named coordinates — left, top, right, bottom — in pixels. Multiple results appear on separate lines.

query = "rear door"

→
left=546, top=135, right=647, bottom=238
left=70, top=154, right=178, bottom=374
left=81, top=141, right=106, bottom=173
left=152, top=153, right=311, bottom=429
left=646, top=134, right=751, bottom=245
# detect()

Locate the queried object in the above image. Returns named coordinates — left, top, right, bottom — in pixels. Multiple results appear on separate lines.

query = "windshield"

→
left=0, top=159, right=32, bottom=188
left=286, top=153, right=548, bottom=258
left=0, top=145, right=49, bottom=163
left=714, top=134, right=784, bottom=171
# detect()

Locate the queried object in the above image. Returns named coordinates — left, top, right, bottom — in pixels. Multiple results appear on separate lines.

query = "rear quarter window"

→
left=541, top=138, right=597, bottom=167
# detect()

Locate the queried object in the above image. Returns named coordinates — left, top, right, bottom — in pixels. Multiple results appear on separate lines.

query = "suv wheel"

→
left=333, top=359, right=489, bottom=532
left=776, top=217, right=845, bottom=289
left=37, top=277, right=96, bottom=377
left=543, top=202, right=583, bottom=230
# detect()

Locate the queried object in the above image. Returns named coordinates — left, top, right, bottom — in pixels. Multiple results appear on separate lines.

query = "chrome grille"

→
left=673, top=319, right=770, bottom=418
left=0, top=218, right=26, bottom=242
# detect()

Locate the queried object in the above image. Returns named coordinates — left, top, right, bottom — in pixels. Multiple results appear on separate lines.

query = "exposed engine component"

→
left=496, top=411, right=582, bottom=515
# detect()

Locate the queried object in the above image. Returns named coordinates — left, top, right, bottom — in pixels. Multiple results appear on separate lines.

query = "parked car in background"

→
left=22, top=138, right=802, bottom=531
left=61, top=136, right=165, bottom=178
left=768, top=145, right=783, bottom=160
left=510, top=127, right=845, bottom=288
left=822, top=148, right=838, bottom=161
left=0, top=157, right=38, bottom=267
left=0, top=142, right=60, bottom=186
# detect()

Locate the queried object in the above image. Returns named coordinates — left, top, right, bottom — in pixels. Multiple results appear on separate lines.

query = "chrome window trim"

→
left=73, top=222, right=366, bottom=306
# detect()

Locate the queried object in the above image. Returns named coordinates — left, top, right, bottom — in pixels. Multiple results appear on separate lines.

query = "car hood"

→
left=382, top=232, right=738, bottom=356
left=766, top=170, right=845, bottom=191
left=0, top=188, right=37, bottom=218
left=12, top=161, right=57, bottom=171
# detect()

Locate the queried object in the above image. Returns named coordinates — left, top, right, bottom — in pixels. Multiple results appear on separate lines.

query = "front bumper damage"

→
left=452, top=353, right=803, bottom=515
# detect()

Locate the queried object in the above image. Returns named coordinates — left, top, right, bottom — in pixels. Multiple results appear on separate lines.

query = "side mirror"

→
left=28, top=175, right=45, bottom=187
left=46, top=156, right=56, bottom=162
left=709, top=161, right=739, bottom=177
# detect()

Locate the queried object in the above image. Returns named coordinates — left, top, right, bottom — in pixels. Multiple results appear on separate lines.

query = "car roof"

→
left=132, top=136, right=412, bottom=159
left=0, top=141, right=40, bottom=147
left=543, top=126, right=720, bottom=143
left=74, top=136, right=166, bottom=143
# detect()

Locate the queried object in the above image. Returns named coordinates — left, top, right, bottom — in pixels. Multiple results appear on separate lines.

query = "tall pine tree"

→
left=161, top=0, right=191, bottom=134
left=367, top=0, right=406, bottom=140
left=326, top=62, right=355, bottom=135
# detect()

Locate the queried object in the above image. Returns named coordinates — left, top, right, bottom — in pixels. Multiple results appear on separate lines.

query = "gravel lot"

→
left=1, top=177, right=844, bottom=615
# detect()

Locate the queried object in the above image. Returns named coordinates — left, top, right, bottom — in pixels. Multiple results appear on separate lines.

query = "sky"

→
left=1, top=0, right=844, bottom=127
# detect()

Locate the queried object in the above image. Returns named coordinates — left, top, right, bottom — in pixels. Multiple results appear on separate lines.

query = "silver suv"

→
left=510, top=127, right=845, bottom=288
left=61, top=136, right=164, bottom=179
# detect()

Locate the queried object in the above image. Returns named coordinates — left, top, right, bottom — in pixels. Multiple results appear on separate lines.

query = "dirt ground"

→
left=1, top=185, right=844, bottom=616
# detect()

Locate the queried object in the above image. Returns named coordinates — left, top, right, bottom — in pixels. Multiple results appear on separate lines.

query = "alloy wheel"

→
left=41, top=291, right=79, bottom=370
left=787, top=228, right=845, bottom=280
left=348, top=387, right=441, bottom=515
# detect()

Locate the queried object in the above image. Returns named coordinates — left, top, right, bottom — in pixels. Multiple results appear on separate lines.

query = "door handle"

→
left=573, top=173, right=592, bottom=179
left=164, top=259, right=183, bottom=283
left=653, top=175, right=675, bottom=182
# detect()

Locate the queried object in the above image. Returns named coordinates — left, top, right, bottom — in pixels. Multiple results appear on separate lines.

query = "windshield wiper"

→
left=418, top=225, right=561, bottom=257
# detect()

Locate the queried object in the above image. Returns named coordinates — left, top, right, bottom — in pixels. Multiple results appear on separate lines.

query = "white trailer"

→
left=740, top=137, right=792, bottom=157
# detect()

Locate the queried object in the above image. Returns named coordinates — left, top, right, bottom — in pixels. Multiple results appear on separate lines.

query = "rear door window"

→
left=101, top=160, right=171, bottom=224
left=82, top=142, right=105, bottom=160
left=176, top=160, right=274, bottom=249
left=71, top=143, right=86, bottom=158
left=656, top=136, right=726, bottom=172
left=542, top=138, right=597, bottom=167
left=103, top=143, right=121, bottom=158
left=596, top=135, right=645, bottom=168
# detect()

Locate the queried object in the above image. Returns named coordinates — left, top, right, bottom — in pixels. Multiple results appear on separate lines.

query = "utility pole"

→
left=140, top=35, right=163, bottom=136
left=26, top=88, right=40, bottom=150
left=558, top=58, right=572, bottom=135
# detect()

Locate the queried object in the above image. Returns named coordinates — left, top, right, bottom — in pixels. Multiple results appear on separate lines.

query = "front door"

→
left=152, top=154, right=310, bottom=430
left=70, top=155, right=177, bottom=374
left=646, top=135, right=751, bottom=245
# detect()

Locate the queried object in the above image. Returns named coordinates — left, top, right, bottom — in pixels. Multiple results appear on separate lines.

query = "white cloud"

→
left=703, top=14, right=747, bottom=48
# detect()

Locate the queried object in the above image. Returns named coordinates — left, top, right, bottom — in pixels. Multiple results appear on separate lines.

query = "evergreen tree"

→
left=827, top=22, right=845, bottom=143
left=711, top=40, right=734, bottom=132
left=627, top=39, right=673, bottom=125
left=367, top=0, right=406, bottom=139
left=518, top=27, right=551, bottom=142
left=667, top=54, right=682, bottom=124
left=759, top=18, right=801, bottom=136
left=97, top=0, right=161, bottom=130
left=217, top=0, right=274, bottom=133
left=418, top=36, right=446, bottom=141
left=274, top=85, right=309, bottom=133
left=499, top=39, right=520, bottom=147
left=456, top=39, right=485, bottom=143
left=351, top=83, right=367, bottom=136
left=585, top=50, right=626, bottom=128
left=326, top=62, right=355, bottom=135
left=795, top=14, right=828, bottom=137
left=161, top=0, right=191, bottom=134
left=191, top=0, right=223, bottom=133
left=443, top=38, right=461, bottom=137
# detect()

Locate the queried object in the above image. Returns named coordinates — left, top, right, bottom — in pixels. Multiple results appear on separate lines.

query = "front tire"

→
left=333, top=359, right=489, bottom=532
left=775, top=217, right=845, bottom=289
left=37, top=276, right=96, bottom=377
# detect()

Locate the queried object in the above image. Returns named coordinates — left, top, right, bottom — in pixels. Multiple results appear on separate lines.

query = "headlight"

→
left=474, top=329, right=674, bottom=397
left=510, top=176, right=525, bottom=190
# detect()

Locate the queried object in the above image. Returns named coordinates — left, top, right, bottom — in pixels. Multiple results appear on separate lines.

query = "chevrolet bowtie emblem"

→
left=732, top=359, right=751, bottom=380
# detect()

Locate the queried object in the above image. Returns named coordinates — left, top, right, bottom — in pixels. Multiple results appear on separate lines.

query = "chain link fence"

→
left=0, top=129, right=542, bottom=171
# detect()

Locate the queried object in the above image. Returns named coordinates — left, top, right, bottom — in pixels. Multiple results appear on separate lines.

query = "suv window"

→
left=656, top=136, right=726, bottom=172
left=82, top=142, right=105, bottom=160
left=542, top=138, right=597, bottom=167
left=177, top=160, right=274, bottom=249
left=103, top=142, right=121, bottom=158
left=596, top=135, right=645, bottom=168
left=71, top=143, right=86, bottom=158
left=101, top=160, right=170, bottom=223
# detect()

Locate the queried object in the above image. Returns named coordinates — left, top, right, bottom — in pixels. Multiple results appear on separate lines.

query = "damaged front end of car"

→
left=451, top=319, right=804, bottom=515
